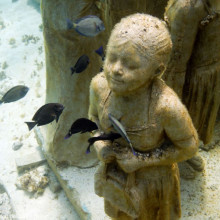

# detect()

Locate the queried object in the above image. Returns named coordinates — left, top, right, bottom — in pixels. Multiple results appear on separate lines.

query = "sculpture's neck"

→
left=113, top=80, right=153, bottom=100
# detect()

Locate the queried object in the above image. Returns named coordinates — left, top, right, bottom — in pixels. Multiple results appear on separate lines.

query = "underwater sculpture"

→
left=89, top=13, right=199, bottom=220
left=163, top=0, right=220, bottom=147
left=41, top=0, right=170, bottom=166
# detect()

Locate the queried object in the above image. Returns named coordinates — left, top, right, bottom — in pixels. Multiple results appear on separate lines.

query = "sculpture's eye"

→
left=108, top=54, right=117, bottom=63
left=122, top=58, right=139, bottom=70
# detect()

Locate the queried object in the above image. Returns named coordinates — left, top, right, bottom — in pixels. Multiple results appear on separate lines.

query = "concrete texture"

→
left=40, top=0, right=169, bottom=166
left=15, top=146, right=46, bottom=172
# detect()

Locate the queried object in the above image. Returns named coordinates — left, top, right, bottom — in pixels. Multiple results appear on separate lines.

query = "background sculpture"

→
left=163, top=0, right=220, bottom=148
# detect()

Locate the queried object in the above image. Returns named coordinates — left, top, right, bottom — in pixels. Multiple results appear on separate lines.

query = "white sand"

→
left=0, top=0, right=219, bottom=220
left=0, top=0, right=79, bottom=219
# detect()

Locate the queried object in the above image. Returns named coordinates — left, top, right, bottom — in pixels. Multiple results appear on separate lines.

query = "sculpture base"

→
left=35, top=127, right=110, bottom=220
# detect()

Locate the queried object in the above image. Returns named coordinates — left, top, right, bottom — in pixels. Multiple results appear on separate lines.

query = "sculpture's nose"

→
left=112, top=60, right=123, bottom=76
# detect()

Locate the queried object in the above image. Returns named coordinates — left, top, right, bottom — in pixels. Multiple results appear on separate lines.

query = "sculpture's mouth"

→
left=110, top=76, right=124, bottom=84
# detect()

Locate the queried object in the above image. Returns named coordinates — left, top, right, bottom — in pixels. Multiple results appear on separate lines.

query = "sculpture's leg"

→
left=183, top=65, right=220, bottom=145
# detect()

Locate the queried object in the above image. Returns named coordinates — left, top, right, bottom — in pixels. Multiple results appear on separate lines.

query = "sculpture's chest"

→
left=97, top=92, right=164, bottom=151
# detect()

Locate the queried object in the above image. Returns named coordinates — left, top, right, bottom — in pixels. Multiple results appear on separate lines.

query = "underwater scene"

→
left=0, top=0, right=220, bottom=219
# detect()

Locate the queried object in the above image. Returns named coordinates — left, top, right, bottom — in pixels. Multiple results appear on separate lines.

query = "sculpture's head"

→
left=104, top=13, right=172, bottom=95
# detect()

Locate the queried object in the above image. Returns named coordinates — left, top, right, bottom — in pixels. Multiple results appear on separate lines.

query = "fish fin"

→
left=56, top=114, right=61, bottom=123
left=132, top=150, right=138, bottom=156
left=70, top=67, right=75, bottom=75
left=129, top=143, right=137, bottom=156
left=119, top=115, right=125, bottom=122
left=86, top=144, right=92, bottom=154
left=66, top=18, right=73, bottom=29
left=64, top=133, right=71, bottom=139
left=25, top=122, right=37, bottom=131
left=95, top=46, right=104, bottom=57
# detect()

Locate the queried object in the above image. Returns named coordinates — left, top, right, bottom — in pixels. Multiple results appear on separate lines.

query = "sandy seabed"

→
left=0, top=0, right=219, bottom=220
left=0, top=0, right=80, bottom=219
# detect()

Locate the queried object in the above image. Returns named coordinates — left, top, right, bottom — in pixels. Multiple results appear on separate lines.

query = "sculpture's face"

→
left=104, top=39, right=157, bottom=95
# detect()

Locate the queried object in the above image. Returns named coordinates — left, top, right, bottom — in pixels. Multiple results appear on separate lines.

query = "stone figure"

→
left=41, top=0, right=169, bottom=166
left=89, top=13, right=199, bottom=220
left=163, top=0, right=220, bottom=148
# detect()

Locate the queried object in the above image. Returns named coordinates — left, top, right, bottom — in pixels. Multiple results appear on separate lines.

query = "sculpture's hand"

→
left=115, top=148, right=145, bottom=173
left=94, top=141, right=116, bottom=163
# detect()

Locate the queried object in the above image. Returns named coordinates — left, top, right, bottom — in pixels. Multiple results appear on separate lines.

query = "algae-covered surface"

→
left=0, top=0, right=219, bottom=219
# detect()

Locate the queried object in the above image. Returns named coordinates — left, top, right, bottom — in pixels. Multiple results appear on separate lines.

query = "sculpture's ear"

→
left=155, top=64, right=166, bottom=77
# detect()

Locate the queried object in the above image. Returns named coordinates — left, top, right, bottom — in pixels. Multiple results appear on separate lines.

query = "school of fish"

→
left=0, top=14, right=136, bottom=156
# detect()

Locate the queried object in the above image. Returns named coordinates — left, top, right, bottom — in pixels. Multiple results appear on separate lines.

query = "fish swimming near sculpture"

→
left=95, top=46, right=105, bottom=61
left=108, top=113, right=137, bottom=156
left=0, top=85, right=29, bottom=104
left=64, top=118, right=98, bottom=139
left=25, top=103, right=64, bottom=131
left=70, top=55, right=89, bottom=75
left=86, top=132, right=121, bottom=154
left=66, top=15, right=105, bottom=37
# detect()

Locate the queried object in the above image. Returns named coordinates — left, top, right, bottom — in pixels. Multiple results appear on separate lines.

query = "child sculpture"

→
left=89, top=13, right=198, bottom=220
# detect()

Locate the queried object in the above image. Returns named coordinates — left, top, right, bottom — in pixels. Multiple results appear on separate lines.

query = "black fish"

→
left=0, top=85, right=29, bottom=104
left=95, top=46, right=105, bottom=61
left=25, top=103, right=64, bottom=131
left=70, top=55, right=89, bottom=75
left=64, top=118, right=98, bottom=139
left=86, top=132, right=121, bottom=154
left=108, top=113, right=137, bottom=156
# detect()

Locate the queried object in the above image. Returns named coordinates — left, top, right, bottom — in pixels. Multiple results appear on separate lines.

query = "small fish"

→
left=0, top=85, right=29, bottom=104
left=108, top=113, right=137, bottom=156
left=95, top=46, right=105, bottom=61
left=70, top=55, right=89, bottom=75
left=25, top=103, right=64, bottom=131
left=66, top=15, right=105, bottom=37
left=86, top=132, right=121, bottom=154
left=64, top=118, right=98, bottom=139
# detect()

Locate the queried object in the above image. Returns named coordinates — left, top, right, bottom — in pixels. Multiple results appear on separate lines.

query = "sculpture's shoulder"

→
left=152, top=78, right=187, bottom=117
left=90, top=72, right=109, bottom=96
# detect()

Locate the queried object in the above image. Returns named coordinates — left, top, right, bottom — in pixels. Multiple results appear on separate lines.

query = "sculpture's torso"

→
left=96, top=73, right=166, bottom=152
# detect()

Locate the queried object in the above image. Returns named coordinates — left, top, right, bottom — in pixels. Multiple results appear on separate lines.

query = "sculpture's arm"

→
left=88, top=77, right=116, bottom=163
left=163, top=0, right=205, bottom=96
left=116, top=99, right=199, bottom=173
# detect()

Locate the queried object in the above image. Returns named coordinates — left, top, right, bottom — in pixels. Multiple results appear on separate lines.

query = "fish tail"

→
left=25, top=122, right=37, bottom=131
left=86, top=144, right=92, bottom=154
left=70, top=67, right=75, bottom=75
left=129, top=143, right=137, bottom=156
left=66, top=18, right=73, bottom=29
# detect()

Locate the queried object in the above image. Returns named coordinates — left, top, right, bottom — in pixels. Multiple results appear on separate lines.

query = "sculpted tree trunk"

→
left=41, top=0, right=168, bottom=166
